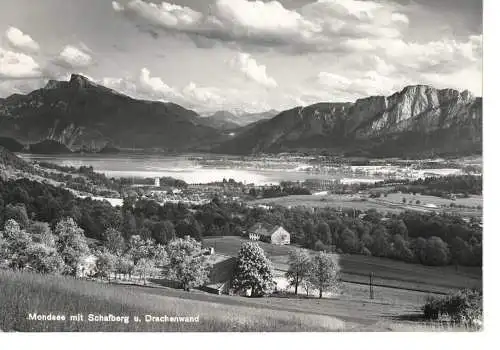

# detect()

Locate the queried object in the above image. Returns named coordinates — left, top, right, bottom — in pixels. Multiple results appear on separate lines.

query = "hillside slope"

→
left=0, top=146, right=33, bottom=173
left=214, top=85, right=482, bottom=157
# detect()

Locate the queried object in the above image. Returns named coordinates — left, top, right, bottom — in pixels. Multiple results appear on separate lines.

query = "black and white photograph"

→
left=0, top=0, right=489, bottom=337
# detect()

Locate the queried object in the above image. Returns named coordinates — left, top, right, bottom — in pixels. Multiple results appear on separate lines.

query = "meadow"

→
left=0, top=269, right=433, bottom=331
left=252, top=194, right=405, bottom=213
left=0, top=270, right=346, bottom=332
left=0, top=262, right=480, bottom=332
left=203, top=236, right=482, bottom=296
left=251, top=193, right=483, bottom=217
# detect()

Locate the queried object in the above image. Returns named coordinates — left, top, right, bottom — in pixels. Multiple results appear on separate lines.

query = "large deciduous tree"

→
left=286, top=248, right=311, bottom=295
left=316, top=221, right=332, bottom=246
left=103, top=227, right=126, bottom=255
left=4, top=203, right=30, bottom=229
left=166, top=237, right=209, bottom=291
left=391, top=234, right=414, bottom=262
left=151, top=220, right=176, bottom=245
left=26, top=242, right=65, bottom=274
left=307, top=252, right=340, bottom=299
left=370, top=226, right=391, bottom=257
left=55, top=217, right=90, bottom=276
left=424, top=236, right=450, bottom=266
left=29, top=221, right=57, bottom=248
left=95, top=249, right=118, bottom=281
left=2, top=219, right=32, bottom=270
left=232, top=242, right=274, bottom=297
left=127, top=235, right=167, bottom=284
left=338, top=227, right=358, bottom=253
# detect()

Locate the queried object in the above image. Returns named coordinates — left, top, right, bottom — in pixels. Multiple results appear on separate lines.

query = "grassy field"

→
left=0, top=269, right=479, bottom=332
left=203, top=236, right=482, bottom=297
left=252, top=194, right=405, bottom=213
left=379, top=193, right=482, bottom=207
left=251, top=193, right=482, bottom=217
left=0, top=270, right=346, bottom=332
left=0, top=269, right=421, bottom=331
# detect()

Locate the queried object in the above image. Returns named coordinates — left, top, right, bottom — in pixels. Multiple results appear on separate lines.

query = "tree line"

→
left=0, top=178, right=482, bottom=268
left=0, top=216, right=212, bottom=291
left=390, top=175, right=482, bottom=197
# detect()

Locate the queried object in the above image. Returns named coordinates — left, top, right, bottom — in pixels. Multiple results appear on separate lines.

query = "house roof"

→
left=208, top=255, right=237, bottom=284
left=249, top=223, right=285, bottom=237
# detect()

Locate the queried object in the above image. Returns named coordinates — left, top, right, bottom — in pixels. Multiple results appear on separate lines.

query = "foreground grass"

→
left=0, top=270, right=345, bottom=332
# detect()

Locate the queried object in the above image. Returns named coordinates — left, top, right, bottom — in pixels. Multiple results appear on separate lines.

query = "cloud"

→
left=0, top=79, right=46, bottom=97
left=421, top=66, right=482, bottom=97
left=314, top=34, right=482, bottom=99
left=112, top=0, right=408, bottom=53
left=111, top=1, right=124, bottom=12
left=230, top=53, right=277, bottom=88
left=53, top=45, right=93, bottom=69
left=137, top=67, right=179, bottom=100
left=323, top=34, right=482, bottom=95
left=0, top=48, right=42, bottom=79
left=391, top=13, right=409, bottom=24
left=317, top=70, right=407, bottom=98
left=99, top=68, right=228, bottom=112
left=182, top=82, right=226, bottom=108
left=4, top=27, right=40, bottom=54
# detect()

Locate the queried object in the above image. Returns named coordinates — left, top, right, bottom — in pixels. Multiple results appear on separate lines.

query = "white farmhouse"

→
left=248, top=223, right=290, bottom=245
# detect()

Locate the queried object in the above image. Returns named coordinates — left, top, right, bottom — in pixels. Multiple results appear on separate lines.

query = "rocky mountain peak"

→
left=43, top=74, right=97, bottom=91
left=460, top=90, right=475, bottom=102
left=68, top=74, right=97, bottom=89
left=44, top=79, right=68, bottom=90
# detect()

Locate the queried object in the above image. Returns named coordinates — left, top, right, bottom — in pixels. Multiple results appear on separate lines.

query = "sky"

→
left=0, top=0, right=483, bottom=114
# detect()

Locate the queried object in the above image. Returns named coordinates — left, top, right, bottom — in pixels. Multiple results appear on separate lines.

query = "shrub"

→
left=422, top=289, right=482, bottom=327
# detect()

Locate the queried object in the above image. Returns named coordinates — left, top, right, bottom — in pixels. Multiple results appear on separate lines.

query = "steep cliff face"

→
left=0, top=74, right=219, bottom=151
left=214, top=85, right=482, bottom=157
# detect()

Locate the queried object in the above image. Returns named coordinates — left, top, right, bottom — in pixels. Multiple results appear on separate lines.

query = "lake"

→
left=17, top=153, right=383, bottom=186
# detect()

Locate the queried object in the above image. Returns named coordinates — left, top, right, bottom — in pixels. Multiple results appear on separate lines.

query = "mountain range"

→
left=213, top=85, right=482, bottom=157
left=0, top=74, right=482, bottom=157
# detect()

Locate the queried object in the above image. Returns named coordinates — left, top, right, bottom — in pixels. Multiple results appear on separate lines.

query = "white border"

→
left=1, top=0, right=497, bottom=349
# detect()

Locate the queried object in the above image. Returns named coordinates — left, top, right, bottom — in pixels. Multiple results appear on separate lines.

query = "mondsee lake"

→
left=17, top=153, right=385, bottom=186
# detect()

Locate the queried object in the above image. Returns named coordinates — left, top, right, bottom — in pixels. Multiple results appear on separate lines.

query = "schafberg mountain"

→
left=213, top=85, right=482, bottom=157
left=0, top=74, right=219, bottom=151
